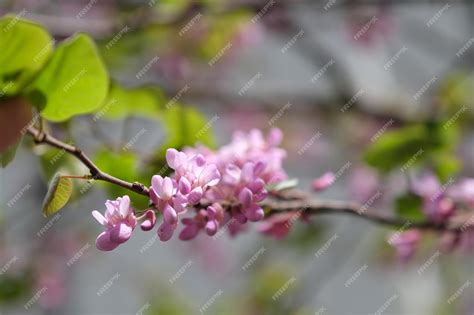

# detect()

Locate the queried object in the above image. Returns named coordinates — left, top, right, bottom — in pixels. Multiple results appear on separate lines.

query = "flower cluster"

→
left=151, top=148, right=221, bottom=241
left=389, top=173, right=474, bottom=260
left=92, top=128, right=287, bottom=250
left=92, top=196, right=137, bottom=251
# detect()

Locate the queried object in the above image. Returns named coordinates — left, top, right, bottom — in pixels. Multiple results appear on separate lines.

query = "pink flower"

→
left=149, top=149, right=221, bottom=241
left=95, top=129, right=286, bottom=247
left=388, top=230, right=421, bottom=262
left=448, top=178, right=474, bottom=206
left=411, top=173, right=456, bottom=224
left=312, top=172, right=335, bottom=192
left=348, top=166, right=379, bottom=202
left=92, top=196, right=137, bottom=251
left=140, top=209, right=157, bottom=231
left=258, top=212, right=300, bottom=239
left=179, top=204, right=224, bottom=240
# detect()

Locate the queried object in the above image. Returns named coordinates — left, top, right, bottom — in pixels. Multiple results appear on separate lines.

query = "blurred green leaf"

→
left=0, top=140, right=20, bottom=168
left=42, top=173, right=73, bottom=217
left=33, top=33, right=109, bottom=121
left=159, top=104, right=216, bottom=155
left=433, top=154, right=461, bottom=183
left=438, top=71, right=474, bottom=117
left=364, top=122, right=456, bottom=173
left=94, top=150, right=149, bottom=208
left=147, top=297, right=189, bottom=315
left=152, top=0, right=190, bottom=18
left=95, top=83, right=164, bottom=120
left=282, top=222, right=327, bottom=251
left=39, top=147, right=86, bottom=180
left=0, top=15, right=53, bottom=95
left=252, top=267, right=296, bottom=312
left=395, top=193, right=424, bottom=222
left=199, top=11, right=251, bottom=60
left=0, top=274, right=31, bottom=304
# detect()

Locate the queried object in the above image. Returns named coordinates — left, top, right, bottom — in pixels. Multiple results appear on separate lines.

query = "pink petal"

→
left=205, top=220, right=218, bottom=236
left=241, top=162, right=254, bottom=183
left=140, top=210, right=157, bottom=231
left=199, top=165, right=221, bottom=187
left=160, top=177, right=174, bottom=200
left=448, top=178, right=474, bottom=202
left=238, top=187, right=253, bottom=208
left=158, top=222, right=175, bottom=241
left=92, top=210, right=107, bottom=225
left=149, top=187, right=160, bottom=205
left=175, top=152, right=188, bottom=173
left=248, top=179, right=265, bottom=193
left=179, top=177, right=191, bottom=194
left=181, top=217, right=194, bottom=225
left=151, top=175, right=164, bottom=194
left=244, top=205, right=265, bottom=222
left=96, top=232, right=120, bottom=251
left=232, top=208, right=248, bottom=224
left=254, top=190, right=268, bottom=202
left=194, top=154, right=206, bottom=167
left=109, top=222, right=133, bottom=244
left=267, top=128, right=283, bottom=146
left=172, top=194, right=188, bottom=213
left=207, top=206, right=217, bottom=218
left=165, top=149, right=179, bottom=169
left=163, top=203, right=178, bottom=225
left=411, top=174, right=441, bottom=198
left=118, top=195, right=130, bottom=217
left=312, top=172, right=335, bottom=192
left=179, top=224, right=200, bottom=240
left=187, top=187, right=203, bottom=205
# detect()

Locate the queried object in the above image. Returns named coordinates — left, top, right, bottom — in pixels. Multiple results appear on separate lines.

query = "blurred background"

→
left=0, top=0, right=473, bottom=314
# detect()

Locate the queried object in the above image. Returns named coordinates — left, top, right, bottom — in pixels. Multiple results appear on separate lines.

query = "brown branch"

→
left=26, top=126, right=470, bottom=233
left=262, top=198, right=459, bottom=232
left=26, top=126, right=150, bottom=197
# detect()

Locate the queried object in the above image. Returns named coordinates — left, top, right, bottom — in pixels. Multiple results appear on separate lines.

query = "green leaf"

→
left=94, top=83, right=163, bottom=120
left=94, top=150, right=149, bottom=208
left=438, top=71, right=474, bottom=116
left=42, top=173, right=73, bottom=217
left=364, top=123, right=454, bottom=173
left=433, top=154, right=461, bottom=183
left=159, top=104, right=216, bottom=156
left=33, top=33, right=109, bottom=121
left=39, top=147, right=86, bottom=180
left=0, top=15, right=53, bottom=96
left=395, top=193, right=424, bottom=222
left=199, top=11, right=251, bottom=60
left=1, top=140, right=20, bottom=168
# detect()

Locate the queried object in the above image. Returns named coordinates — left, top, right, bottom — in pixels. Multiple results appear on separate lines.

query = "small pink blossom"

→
left=149, top=149, right=221, bottom=241
left=140, top=209, right=157, bottom=231
left=448, top=178, right=474, bottom=206
left=92, top=196, right=137, bottom=251
left=389, top=230, right=421, bottom=262
left=258, top=212, right=300, bottom=239
left=312, top=172, right=335, bottom=192
left=411, top=173, right=456, bottom=224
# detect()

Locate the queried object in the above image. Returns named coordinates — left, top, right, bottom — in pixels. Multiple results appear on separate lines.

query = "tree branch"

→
left=26, top=126, right=150, bottom=197
left=262, top=197, right=460, bottom=232
left=26, top=126, right=469, bottom=233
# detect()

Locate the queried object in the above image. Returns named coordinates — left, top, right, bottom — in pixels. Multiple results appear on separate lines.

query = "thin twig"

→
left=26, top=126, right=150, bottom=197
